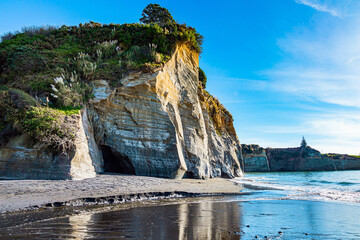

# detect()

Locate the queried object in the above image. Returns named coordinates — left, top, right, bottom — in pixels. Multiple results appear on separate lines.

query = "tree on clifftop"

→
left=140, top=4, right=176, bottom=26
left=301, top=136, right=307, bottom=148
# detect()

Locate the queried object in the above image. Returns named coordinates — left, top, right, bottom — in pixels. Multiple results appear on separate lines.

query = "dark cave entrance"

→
left=100, top=145, right=135, bottom=174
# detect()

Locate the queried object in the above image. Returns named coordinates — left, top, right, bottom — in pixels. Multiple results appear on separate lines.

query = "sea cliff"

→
left=0, top=43, right=242, bottom=180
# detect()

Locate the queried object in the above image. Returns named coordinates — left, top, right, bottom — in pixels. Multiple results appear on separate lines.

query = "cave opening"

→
left=100, top=145, right=135, bottom=174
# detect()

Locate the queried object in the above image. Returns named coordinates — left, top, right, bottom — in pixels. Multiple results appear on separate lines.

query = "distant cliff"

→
left=242, top=144, right=269, bottom=172
left=242, top=144, right=360, bottom=172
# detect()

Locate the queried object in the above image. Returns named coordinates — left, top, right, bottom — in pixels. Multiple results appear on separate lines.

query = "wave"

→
left=232, top=178, right=360, bottom=204
left=309, top=180, right=357, bottom=186
left=338, top=181, right=357, bottom=186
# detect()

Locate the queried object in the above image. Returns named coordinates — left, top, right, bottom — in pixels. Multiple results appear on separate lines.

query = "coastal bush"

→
left=0, top=90, right=20, bottom=128
left=0, top=89, right=32, bottom=134
left=20, top=25, right=58, bottom=37
left=0, top=4, right=203, bottom=85
left=22, top=106, right=76, bottom=151
left=0, top=25, right=58, bottom=42
left=50, top=72, right=93, bottom=108
left=1, top=32, right=14, bottom=42
left=6, top=46, right=47, bottom=74
left=9, top=88, right=38, bottom=107
left=199, top=67, right=207, bottom=88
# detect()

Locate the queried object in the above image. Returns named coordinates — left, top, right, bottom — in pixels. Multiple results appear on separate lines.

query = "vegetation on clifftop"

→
left=0, top=4, right=203, bottom=107
left=0, top=3, right=237, bottom=151
left=0, top=88, right=77, bottom=151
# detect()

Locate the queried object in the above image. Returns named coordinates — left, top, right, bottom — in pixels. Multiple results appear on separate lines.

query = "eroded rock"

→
left=88, top=45, right=243, bottom=179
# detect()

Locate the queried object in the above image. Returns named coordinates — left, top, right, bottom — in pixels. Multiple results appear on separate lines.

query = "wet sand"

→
left=1, top=197, right=359, bottom=239
left=2, top=174, right=360, bottom=239
left=0, top=174, right=243, bottom=213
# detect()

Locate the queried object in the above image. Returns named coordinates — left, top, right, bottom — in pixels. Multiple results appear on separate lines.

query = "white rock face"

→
left=69, top=108, right=103, bottom=180
left=87, top=44, right=243, bottom=179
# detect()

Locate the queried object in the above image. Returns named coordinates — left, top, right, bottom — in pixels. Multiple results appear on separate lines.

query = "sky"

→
left=0, top=0, right=359, bottom=154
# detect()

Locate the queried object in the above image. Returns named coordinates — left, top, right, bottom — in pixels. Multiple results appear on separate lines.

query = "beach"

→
left=1, top=171, right=360, bottom=239
left=0, top=174, right=243, bottom=213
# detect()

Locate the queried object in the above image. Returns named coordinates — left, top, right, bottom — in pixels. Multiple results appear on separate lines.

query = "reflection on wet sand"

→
left=1, top=198, right=360, bottom=239
left=68, top=213, right=93, bottom=240
left=177, top=201, right=242, bottom=240
left=0, top=199, right=243, bottom=239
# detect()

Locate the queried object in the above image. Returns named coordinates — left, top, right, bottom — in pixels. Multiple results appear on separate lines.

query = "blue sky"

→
left=1, top=0, right=359, bottom=154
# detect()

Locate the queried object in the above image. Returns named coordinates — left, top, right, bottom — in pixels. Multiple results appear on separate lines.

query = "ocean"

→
left=0, top=171, right=359, bottom=239
left=234, top=170, right=360, bottom=203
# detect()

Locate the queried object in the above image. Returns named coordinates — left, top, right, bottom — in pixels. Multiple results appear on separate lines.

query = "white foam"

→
left=232, top=177, right=360, bottom=203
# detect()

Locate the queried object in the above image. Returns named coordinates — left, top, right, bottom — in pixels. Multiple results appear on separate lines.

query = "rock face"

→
left=0, top=109, right=103, bottom=180
left=242, top=145, right=360, bottom=172
left=0, top=44, right=243, bottom=180
left=242, top=145, right=269, bottom=172
left=88, top=44, right=243, bottom=179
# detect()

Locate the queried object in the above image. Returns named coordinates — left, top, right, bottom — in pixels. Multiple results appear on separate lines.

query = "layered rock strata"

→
left=88, top=45, right=242, bottom=179
left=241, top=145, right=269, bottom=172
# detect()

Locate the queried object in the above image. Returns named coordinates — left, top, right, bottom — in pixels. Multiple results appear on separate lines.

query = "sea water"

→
left=234, top=170, right=360, bottom=203
left=0, top=171, right=359, bottom=239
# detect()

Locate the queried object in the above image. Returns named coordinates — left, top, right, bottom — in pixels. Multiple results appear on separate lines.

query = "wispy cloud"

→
left=263, top=12, right=360, bottom=152
left=266, top=9, right=360, bottom=109
left=294, top=0, right=344, bottom=17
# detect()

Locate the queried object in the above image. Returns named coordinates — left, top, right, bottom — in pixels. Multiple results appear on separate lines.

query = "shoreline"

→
left=0, top=174, right=243, bottom=213
left=2, top=172, right=360, bottom=239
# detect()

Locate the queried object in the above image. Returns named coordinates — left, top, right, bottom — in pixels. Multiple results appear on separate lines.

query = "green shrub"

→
left=6, top=46, right=47, bottom=74
left=9, top=88, right=38, bottom=106
left=0, top=90, right=25, bottom=132
left=53, top=106, right=82, bottom=116
left=0, top=85, right=9, bottom=92
left=199, top=67, right=207, bottom=88
left=50, top=72, right=93, bottom=108
left=22, top=106, right=76, bottom=151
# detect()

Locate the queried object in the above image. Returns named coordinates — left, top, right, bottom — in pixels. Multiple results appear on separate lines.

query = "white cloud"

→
left=270, top=69, right=360, bottom=108
left=294, top=0, right=344, bottom=17
left=266, top=5, right=360, bottom=109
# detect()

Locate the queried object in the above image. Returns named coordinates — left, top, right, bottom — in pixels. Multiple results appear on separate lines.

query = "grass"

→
left=9, top=88, right=38, bottom=106
left=52, top=106, right=82, bottom=116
